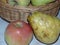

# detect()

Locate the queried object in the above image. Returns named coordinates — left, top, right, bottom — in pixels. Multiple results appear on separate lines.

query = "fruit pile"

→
left=2, top=0, right=55, bottom=7
left=5, top=12, right=60, bottom=45
left=3, top=0, right=60, bottom=45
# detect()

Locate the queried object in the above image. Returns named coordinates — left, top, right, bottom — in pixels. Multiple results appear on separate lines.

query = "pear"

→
left=27, top=12, right=60, bottom=44
left=31, top=0, right=55, bottom=6
left=1, top=0, right=7, bottom=4
left=8, top=0, right=16, bottom=6
left=15, top=0, right=30, bottom=7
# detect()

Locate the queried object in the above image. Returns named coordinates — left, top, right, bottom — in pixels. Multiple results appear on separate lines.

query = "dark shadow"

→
left=0, top=16, right=10, bottom=23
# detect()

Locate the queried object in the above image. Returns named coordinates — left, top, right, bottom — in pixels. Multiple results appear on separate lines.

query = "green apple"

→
left=31, top=0, right=55, bottom=6
left=15, top=0, right=30, bottom=6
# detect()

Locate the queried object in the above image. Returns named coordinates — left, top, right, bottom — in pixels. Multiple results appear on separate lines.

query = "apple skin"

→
left=5, top=20, right=33, bottom=45
left=31, top=0, right=55, bottom=6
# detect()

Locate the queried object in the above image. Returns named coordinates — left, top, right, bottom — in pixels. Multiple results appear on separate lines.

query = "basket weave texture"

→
left=58, top=0, right=60, bottom=8
left=0, top=0, right=60, bottom=22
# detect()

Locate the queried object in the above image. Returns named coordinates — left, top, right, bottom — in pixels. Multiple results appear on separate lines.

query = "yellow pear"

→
left=27, top=12, right=60, bottom=44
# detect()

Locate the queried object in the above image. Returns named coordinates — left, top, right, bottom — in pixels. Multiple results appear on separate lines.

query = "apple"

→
left=5, top=20, right=33, bottom=45
left=15, top=0, right=30, bottom=6
left=31, top=0, right=55, bottom=6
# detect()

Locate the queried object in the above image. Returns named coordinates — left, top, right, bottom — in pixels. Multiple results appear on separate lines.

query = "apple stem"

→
left=14, top=22, right=23, bottom=27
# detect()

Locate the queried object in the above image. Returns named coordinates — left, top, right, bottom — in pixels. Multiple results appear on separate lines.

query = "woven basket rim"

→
left=0, top=0, right=59, bottom=22
left=0, top=0, right=59, bottom=12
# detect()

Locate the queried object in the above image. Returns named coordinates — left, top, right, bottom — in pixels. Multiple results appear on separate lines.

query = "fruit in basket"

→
left=15, top=0, right=30, bottom=6
left=8, top=0, right=16, bottom=6
left=1, top=0, right=7, bottom=4
left=5, top=20, right=33, bottom=45
left=31, top=0, right=55, bottom=6
left=27, top=12, right=60, bottom=44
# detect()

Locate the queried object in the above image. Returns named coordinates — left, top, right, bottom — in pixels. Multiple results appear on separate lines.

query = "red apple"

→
left=5, top=20, right=33, bottom=45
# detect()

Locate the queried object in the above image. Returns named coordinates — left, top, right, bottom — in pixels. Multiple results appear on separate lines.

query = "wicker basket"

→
left=0, top=0, right=60, bottom=22
left=58, top=0, right=60, bottom=8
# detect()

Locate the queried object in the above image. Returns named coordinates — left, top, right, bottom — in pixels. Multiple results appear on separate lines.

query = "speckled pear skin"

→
left=27, top=12, right=60, bottom=44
